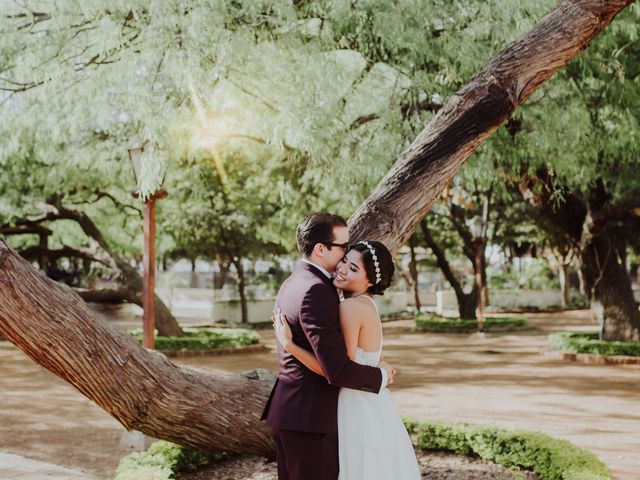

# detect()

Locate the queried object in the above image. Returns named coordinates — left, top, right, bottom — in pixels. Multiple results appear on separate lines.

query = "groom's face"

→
left=324, top=225, right=350, bottom=273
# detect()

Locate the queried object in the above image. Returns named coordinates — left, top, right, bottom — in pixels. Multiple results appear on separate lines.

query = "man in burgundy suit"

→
left=261, top=212, right=395, bottom=480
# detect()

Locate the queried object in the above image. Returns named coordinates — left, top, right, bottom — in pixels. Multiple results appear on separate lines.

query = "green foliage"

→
left=415, top=314, right=528, bottom=332
left=0, top=0, right=424, bottom=265
left=404, top=419, right=611, bottom=480
left=129, top=327, right=260, bottom=351
left=2, top=0, right=638, bottom=289
left=548, top=332, right=640, bottom=357
left=118, top=421, right=609, bottom=480
left=115, top=440, right=214, bottom=480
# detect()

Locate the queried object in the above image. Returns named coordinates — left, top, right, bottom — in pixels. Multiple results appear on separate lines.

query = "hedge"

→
left=129, top=327, right=260, bottom=352
left=415, top=314, right=528, bottom=332
left=114, top=440, right=218, bottom=480
left=548, top=331, right=640, bottom=357
left=404, top=419, right=610, bottom=480
left=117, top=420, right=610, bottom=480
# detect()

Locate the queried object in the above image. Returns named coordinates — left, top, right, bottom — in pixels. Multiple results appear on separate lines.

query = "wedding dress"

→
left=337, top=296, right=421, bottom=479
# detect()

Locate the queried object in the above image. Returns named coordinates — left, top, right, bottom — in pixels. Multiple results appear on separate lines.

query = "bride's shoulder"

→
left=340, top=296, right=376, bottom=316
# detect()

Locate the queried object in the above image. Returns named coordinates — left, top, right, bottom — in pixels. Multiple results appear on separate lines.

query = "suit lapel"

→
left=299, top=261, right=339, bottom=298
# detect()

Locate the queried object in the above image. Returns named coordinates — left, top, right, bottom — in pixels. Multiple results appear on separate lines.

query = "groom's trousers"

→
left=272, top=427, right=339, bottom=480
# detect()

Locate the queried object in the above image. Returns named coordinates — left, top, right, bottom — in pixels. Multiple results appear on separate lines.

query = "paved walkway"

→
left=1, top=309, right=638, bottom=479
left=0, top=451, right=97, bottom=479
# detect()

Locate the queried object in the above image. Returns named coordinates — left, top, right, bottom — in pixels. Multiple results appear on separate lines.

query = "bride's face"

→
left=333, top=249, right=373, bottom=294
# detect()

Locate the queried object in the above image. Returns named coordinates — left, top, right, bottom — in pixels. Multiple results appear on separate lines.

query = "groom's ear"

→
left=312, top=242, right=325, bottom=257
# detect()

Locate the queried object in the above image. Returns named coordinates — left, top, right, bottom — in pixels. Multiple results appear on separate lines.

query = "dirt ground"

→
left=176, top=450, right=539, bottom=480
left=0, top=309, right=638, bottom=479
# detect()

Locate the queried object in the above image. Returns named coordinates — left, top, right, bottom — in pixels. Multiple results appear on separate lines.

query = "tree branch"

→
left=348, top=0, right=634, bottom=251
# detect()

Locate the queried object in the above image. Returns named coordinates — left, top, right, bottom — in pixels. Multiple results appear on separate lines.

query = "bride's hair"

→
left=349, top=240, right=394, bottom=296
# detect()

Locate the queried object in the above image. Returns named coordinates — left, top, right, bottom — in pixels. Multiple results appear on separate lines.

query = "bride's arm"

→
left=273, top=313, right=326, bottom=377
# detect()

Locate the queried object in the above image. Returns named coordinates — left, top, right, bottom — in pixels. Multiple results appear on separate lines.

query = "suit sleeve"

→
left=299, top=283, right=383, bottom=393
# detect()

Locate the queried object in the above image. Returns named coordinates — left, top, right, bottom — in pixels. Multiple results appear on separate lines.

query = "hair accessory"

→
left=356, top=241, right=382, bottom=284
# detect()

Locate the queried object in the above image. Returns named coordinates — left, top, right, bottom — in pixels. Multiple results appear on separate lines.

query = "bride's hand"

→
left=272, top=309, right=293, bottom=351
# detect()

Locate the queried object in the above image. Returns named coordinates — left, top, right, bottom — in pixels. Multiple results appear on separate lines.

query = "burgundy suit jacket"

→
left=261, top=261, right=383, bottom=434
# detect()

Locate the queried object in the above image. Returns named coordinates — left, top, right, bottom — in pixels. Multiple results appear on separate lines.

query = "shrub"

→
left=118, top=421, right=610, bottom=480
left=129, top=327, right=260, bottom=352
left=404, top=419, right=610, bottom=480
left=548, top=332, right=640, bottom=357
left=415, top=314, right=528, bottom=332
left=115, top=440, right=215, bottom=480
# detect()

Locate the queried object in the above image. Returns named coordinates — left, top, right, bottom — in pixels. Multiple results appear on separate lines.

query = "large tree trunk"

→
left=520, top=174, right=640, bottom=341
left=348, top=0, right=634, bottom=251
left=0, top=0, right=633, bottom=457
left=420, top=221, right=477, bottom=319
left=559, top=263, right=571, bottom=307
left=580, top=212, right=640, bottom=342
left=0, top=243, right=276, bottom=456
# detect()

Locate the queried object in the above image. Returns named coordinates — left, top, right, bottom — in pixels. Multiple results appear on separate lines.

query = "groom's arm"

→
left=299, top=284, right=385, bottom=393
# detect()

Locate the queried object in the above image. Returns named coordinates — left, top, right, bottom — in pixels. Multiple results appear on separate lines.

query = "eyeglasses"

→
left=321, top=241, right=350, bottom=250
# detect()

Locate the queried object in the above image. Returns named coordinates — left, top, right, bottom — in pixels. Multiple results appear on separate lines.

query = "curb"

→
left=543, top=350, right=640, bottom=365
left=159, top=343, right=268, bottom=358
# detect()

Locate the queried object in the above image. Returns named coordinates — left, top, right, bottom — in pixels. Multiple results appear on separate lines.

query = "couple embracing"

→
left=261, top=213, right=420, bottom=479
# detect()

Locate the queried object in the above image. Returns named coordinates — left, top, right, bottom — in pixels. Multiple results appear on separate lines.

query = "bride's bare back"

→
left=338, top=295, right=382, bottom=358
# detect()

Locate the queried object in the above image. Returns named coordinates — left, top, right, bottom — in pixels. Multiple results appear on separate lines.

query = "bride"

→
left=273, top=240, right=421, bottom=479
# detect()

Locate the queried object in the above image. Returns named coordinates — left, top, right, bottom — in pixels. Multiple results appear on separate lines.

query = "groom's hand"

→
left=378, top=360, right=396, bottom=386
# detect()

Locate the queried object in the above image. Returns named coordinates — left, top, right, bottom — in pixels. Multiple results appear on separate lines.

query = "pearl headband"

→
left=356, top=241, right=382, bottom=284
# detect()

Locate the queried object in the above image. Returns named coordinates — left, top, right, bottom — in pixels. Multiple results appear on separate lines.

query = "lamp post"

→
left=469, top=215, right=485, bottom=332
left=128, top=139, right=167, bottom=349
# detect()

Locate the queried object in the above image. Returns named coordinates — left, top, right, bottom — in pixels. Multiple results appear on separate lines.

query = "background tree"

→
left=491, top=8, right=640, bottom=341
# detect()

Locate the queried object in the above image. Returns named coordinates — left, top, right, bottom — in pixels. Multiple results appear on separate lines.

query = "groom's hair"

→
left=296, top=212, right=347, bottom=257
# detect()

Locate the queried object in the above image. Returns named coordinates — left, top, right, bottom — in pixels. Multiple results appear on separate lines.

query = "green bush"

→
left=415, top=314, right=528, bottom=332
left=548, top=331, right=640, bottom=356
left=118, top=421, right=609, bottom=480
left=403, top=419, right=610, bottom=480
left=129, top=327, right=260, bottom=352
left=115, top=440, right=215, bottom=480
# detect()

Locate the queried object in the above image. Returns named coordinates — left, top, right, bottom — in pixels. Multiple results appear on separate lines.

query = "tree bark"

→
left=420, top=221, right=477, bottom=319
left=232, top=256, right=249, bottom=324
left=0, top=243, right=276, bottom=457
left=348, top=0, right=634, bottom=252
left=214, top=256, right=231, bottom=289
left=18, top=245, right=109, bottom=267
left=580, top=211, right=640, bottom=342
left=520, top=174, right=640, bottom=341
left=75, top=287, right=134, bottom=303
left=191, top=257, right=198, bottom=288
left=408, top=235, right=422, bottom=313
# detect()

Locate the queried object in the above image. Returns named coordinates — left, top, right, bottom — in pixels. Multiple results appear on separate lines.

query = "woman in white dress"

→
left=273, top=240, right=421, bottom=479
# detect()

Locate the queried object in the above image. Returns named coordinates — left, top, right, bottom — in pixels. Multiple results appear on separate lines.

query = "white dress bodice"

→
left=337, top=294, right=421, bottom=479
left=354, top=346, right=382, bottom=367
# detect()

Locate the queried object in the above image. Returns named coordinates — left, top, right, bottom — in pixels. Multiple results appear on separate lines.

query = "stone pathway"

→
left=0, top=451, right=97, bottom=479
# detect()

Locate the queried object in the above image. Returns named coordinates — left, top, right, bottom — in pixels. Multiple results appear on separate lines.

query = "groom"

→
left=261, top=212, right=395, bottom=480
